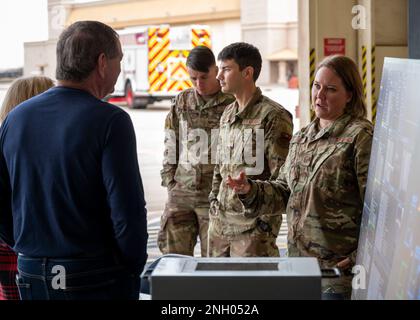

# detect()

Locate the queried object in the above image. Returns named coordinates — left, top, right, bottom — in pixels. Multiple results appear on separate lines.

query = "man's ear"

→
left=242, top=66, right=254, bottom=80
left=97, top=53, right=107, bottom=79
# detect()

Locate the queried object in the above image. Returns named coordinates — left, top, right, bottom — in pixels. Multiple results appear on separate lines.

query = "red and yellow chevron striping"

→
left=192, top=28, right=211, bottom=48
left=167, top=50, right=191, bottom=92
left=148, top=26, right=210, bottom=93
left=148, top=27, right=170, bottom=93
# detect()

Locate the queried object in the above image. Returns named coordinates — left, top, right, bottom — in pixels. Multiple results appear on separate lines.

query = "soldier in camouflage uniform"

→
left=227, top=55, right=373, bottom=299
left=208, top=42, right=293, bottom=257
left=158, top=46, right=235, bottom=256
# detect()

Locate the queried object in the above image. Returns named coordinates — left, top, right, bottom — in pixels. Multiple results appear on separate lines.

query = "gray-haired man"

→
left=0, top=21, right=148, bottom=300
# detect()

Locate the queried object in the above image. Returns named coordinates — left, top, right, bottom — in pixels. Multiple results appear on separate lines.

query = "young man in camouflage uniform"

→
left=207, top=42, right=293, bottom=257
left=158, top=46, right=235, bottom=256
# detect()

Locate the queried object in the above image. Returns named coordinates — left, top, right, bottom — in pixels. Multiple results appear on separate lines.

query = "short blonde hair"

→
left=0, top=76, right=55, bottom=122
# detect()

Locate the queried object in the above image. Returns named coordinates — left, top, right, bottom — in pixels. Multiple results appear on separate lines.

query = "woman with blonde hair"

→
left=0, top=76, right=54, bottom=122
left=0, top=76, right=54, bottom=300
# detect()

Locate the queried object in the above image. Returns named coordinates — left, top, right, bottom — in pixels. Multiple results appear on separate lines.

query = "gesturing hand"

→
left=226, top=171, right=251, bottom=195
left=336, top=257, right=351, bottom=270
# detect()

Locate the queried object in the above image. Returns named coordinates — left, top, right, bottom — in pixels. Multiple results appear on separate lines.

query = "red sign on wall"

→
left=324, top=38, right=346, bottom=56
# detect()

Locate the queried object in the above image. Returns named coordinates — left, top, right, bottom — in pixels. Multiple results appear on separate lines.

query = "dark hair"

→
left=316, top=55, right=367, bottom=119
left=56, top=21, right=120, bottom=81
left=186, top=46, right=216, bottom=73
left=217, top=42, right=262, bottom=82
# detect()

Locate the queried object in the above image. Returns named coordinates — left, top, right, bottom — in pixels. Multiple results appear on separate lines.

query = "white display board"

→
left=353, top=58, right=420, bottom=300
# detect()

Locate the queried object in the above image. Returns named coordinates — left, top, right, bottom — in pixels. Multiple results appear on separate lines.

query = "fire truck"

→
left=111, top=24, right=211, bottom=109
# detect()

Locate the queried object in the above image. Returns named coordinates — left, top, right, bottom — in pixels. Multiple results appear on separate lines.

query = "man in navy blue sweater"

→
left=0, top=21, right=148, bottom=300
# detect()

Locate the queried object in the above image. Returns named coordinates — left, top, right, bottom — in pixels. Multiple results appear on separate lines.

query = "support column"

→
left=297, top=0, right=312, bottom=127
left=48, top=0, right=72, bottom=40
left=298, top=0, right=358, bottom=127
left=366, top=0, right=408, bottom=123
left=24, top=1, right=72, bottom=78
left=278, top=61, right=288, bottom=86
left=409, top=0, right=420, bottom=59
left=357, top=0, right=374, bottom=122
left=241, top=0, right=297, bottom=85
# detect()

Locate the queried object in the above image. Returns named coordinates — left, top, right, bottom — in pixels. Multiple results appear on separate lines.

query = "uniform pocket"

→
left=157, top=211, right=169, bottom=252
left=308, top=145, right=337, bottom=182
left=225, top=190, right=245, bottom=214
left=206, top=118, right=221, bottom=128
left=180, top=110, right=201, bottom=128
left=209, top=200, right=219, bottom=217
left=167, top=180, right=178, bottom=192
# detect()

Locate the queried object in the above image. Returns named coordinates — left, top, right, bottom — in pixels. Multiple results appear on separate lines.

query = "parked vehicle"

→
left=111, top=24, right=211, bottom=109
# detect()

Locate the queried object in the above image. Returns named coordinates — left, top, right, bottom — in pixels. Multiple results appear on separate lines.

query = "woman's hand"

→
left=336, top=257, right=351, bottom=270
left=226, top=171, right=251, bottom=195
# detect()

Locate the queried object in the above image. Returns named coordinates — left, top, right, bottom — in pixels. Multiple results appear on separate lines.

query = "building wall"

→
left=206, top=19, right=242, bottom=58
left=24, top=0, right=69, bottom=78
left=67, top=0, right=241, bottom=28
left=24, top=40, right=57, bottom=78
left=24, top=0, right=297, bottom=86
left=315, top=0, right=358, bottom=62
left=375, top=0, right=407, bottom=45
left=241, top=0, right=298, bottom=85
left=374, top=0, right=408, bottom=91
left=25, top=0, right=243, bottom=79
left=298, top=0, right=408, bottom=127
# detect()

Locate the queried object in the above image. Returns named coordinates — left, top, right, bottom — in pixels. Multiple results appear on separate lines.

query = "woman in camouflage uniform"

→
left=226, top=55, right=373, bottom=299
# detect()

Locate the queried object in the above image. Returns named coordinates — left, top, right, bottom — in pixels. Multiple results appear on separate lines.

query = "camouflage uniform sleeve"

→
left=240, top=111, right=293, bottom=217
left=209, top=163, right=221, bottom=204
left=240, top=151, right=291, bottom=218
left=349, top=125, right=373, bottom=263
left=209, top=114, right=224, bottom=204
left=354, top=126, right=373, bottom=201
left=264, top=111, right=293, bottom=179
left=160, top=98, right=179, bottom=188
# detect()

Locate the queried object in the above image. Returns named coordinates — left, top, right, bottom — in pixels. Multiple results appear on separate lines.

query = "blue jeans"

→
left=16, top=255, right=140, bottom=300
